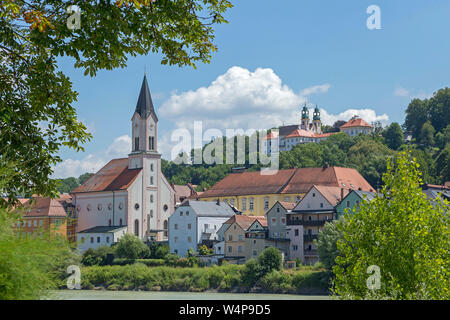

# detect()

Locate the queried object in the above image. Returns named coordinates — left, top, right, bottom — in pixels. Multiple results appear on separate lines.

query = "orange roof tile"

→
left=72, top=158, right=142, bottom=193
left=224, top=215, right=267, bottom=231
left=278, top=201, right=297, bottom=210
left=22, top=197, right=70, bottom=217
left=340, top=116, right=373, bottom=128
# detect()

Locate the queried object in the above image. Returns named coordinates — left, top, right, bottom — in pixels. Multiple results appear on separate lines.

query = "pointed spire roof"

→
left=135, top=74, right=158, bottom=121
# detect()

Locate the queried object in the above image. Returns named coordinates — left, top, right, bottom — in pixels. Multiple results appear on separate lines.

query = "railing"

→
left=304, top=249, right=318, bottom=256
left=303, top=234, right=319, bottom=242
left=287, top=219, right=328, bottom=226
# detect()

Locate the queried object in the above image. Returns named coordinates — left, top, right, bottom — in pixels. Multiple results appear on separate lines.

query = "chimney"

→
left=340, top=188, right=344, bottom=201
left=322, top=162, right=329, bottom=169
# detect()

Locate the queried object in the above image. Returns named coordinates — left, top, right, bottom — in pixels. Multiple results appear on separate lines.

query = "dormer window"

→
left=134, top=137, right=139, bottom=151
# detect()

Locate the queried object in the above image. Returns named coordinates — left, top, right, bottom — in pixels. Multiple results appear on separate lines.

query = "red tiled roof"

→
left=313, top=185, right=350, bottom=206
left=72, top=158, right=141, bottom=193
left=199, top=167, right=374, bottom=198
left=278, top=201, right=296, bottom=210
left=22, top=197, right=69, bottom=217
left=286, top=130, right=338, bottom=139
left=340, top=116, right=373, bottom=128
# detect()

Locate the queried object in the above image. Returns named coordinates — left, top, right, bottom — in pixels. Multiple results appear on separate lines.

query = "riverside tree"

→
left=333, top=151, right=450, bottom=300
left=0, top=0, right=232, bottom=204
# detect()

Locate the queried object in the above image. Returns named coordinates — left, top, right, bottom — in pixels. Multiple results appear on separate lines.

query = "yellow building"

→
left=198, top=166, right=374, bottom=216
left=13, top=196, right=76, bottom=240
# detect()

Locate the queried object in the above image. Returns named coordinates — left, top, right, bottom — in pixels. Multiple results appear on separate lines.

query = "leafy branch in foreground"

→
left=0, top=0, right=232, bottom=202
left=333, top=151, right=449, bottom=300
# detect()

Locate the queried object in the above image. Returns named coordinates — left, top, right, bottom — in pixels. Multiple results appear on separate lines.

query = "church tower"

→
left=301, top=104, right=310, bottom=130
left=313, top=105, right=322, bottom=134
left=129, top=74, right=159, bottom=169
left=128, top=74, right=162, bottom=241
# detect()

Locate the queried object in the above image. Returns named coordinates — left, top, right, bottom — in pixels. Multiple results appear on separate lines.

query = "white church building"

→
left=72, top=75, right=176, bottom=251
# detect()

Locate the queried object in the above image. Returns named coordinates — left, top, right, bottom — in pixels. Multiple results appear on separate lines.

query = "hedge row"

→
left=80, top=264, right=330, bottom=294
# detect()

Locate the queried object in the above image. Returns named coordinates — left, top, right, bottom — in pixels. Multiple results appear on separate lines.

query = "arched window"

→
left=119, top=218, right=123, bottom=226
left=134, top=219, right=139, bottom=237
left=163, top=220, right=168, bottom=230
left=108, top=219, right=112, bottom=226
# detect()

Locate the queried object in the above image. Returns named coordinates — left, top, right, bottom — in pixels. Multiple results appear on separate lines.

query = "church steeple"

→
left=135, top=74, right=158, bottom=121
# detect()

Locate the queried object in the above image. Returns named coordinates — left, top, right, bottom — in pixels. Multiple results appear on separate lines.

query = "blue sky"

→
left=53, top=0, right=450, bottom=178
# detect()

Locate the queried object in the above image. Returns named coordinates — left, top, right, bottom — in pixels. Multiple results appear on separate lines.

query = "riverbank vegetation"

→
left=78, top=263, right=330, bottom=295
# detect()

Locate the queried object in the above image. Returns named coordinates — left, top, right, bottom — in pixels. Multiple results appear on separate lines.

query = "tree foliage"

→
left=382, top=122, right=404, bottom=150
left=333, top=152, right=450, bottom=299
left=115, top=234, right=150, bottom=260
left=316, top=219, right=346, bottom=271
left=0, top=0, right=232, bottom=202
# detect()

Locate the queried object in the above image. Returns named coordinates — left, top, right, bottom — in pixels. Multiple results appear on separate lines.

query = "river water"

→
left=49, top=290, right=330, bottom=300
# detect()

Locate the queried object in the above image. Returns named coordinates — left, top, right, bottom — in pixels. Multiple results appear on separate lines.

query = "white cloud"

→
left=52, top=135, right=131, bottom=179
left=159, top=66, right=330, bottom=132
left=394, top=86, right=410, bottom=97
left=394, top=86, right=432, bottom=100
left=320, top=108, right=389, bottom=126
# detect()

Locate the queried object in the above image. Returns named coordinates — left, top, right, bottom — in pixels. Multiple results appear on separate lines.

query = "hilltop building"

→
left=71, top=75, right=176, bottom=249
left=263, top=105, right=336, bottom=154
left=339, top=115, right=374, bottom=136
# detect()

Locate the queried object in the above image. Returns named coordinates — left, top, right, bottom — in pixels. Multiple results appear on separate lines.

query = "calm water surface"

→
left=49, top=290, right=330, bottom=300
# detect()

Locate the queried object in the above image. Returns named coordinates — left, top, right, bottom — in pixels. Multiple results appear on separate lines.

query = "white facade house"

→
left=287, top=185, right=346, bottom=264
left=72, top=75, right=176, bottom=248
left=77, top=226, right=127, bottom=253
left=168, top=200, right=235, bottom=257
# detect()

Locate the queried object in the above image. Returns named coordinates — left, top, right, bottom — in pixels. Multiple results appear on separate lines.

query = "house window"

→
left=312, top=193, right=316, bottom=197
left=188, top=224, right=191, bottom=230
left=356, top=200, right=360, bottom=206
left=264, top=197, right=269, bottom=210
left=228, top=235, right=232, bottom=241
left=238, top=246, right=242, bottom=253
left=320, top=203, right=324, bottom=208
left=228, top=246, right=232, bottom=253
left=106, top=237, right=110, bottom=243
left=281, top=218, right=286, bottom=224
left=119, top=218, right=123, bottom=226
left=150, top=176, right=154, bottom=185
left=249, top=198, right=254, bottom=211
left=295, top=229, right=299, bottom=236
left=293, top=245, right=298, bottom=251
left=242, top=198, right=246, bottom=211
left=174, top=224, right=178, bottom=230
left=108, top=219, right=112, bottom=226
left=164, top=220, right=168, bottom=230
left=150, top=163, right=154, bottom=172
left=174, top=237, right=178, bottom=243
left=150, top=195, right=154, bottom=203
left=238, top=235, right=243, bottom=241
left=188, top=236, right=192, bottom=243
left=253, top=250, right=257, bottom=256
left=180, top=211, right=183, bottom=216
left=33, top=220, right=37, bottom=227
left=90, top=237, right=94, bottom=243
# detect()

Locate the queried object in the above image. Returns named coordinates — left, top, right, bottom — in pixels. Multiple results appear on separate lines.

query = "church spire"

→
left=135, top=74, right=158, bottom=121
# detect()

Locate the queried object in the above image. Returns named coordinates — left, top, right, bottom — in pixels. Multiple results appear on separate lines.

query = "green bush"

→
left=81, top=246, right=114, bottom=266
left=115, top=234, right=150, bottom=260
left=257, top=247, right=283, bottom=277
left=148, top=242, right=170, bottom=259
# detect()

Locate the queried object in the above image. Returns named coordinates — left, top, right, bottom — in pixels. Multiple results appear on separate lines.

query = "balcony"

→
left=287, top=219, right=327, bottom=226
left=303, top=234, right=318, bottom=242
left=304, top=250, right=318, bottom=256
